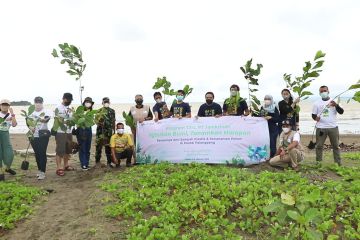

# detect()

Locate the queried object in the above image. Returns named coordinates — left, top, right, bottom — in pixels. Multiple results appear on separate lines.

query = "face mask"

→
left=135, top=99, right=143, bottom=105
left=156, top=99, right=162, bottom=104
left=264, top=100, right=271, bottom=106
left=320, top=92, right=329, bottom=99
left=282, top=95, right=290, bottom=100
left=230, top=91, right=238, bottom=97
left=282, top=128, right=291, bottom=133
left=117, top=129, right=124, bottom=134
left=206, top=99, right=213, bottom=105
left=176, top=95, right=184, bottom=101
left=85, top=102, right=92, bottom=108
left=103, top=103, right=110, bottom=108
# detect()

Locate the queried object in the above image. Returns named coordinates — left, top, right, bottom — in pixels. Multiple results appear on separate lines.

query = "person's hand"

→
left=139, top=119, right=144, bottom=124
left=194, top=115, right=199, bottom=120
left=215, top=115, right=221, bottom=118
left=264, top=116, right=272, bottom=120
left=315, top=116, right=321, bottom=122
left=279, top=149, right=286, bottom=156
left=329, top=101, right=337, bottom=107
left=294, top=97, right=300, bottom=104
left=9, top=107, right=14, bottom=115
left=178, top=116, right=183, bottom=119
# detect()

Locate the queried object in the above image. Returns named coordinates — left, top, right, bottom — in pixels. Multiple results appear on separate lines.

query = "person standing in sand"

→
left=28, top=96, right=51, bottom=180
left=0, top=99, right=17, bottom=181
left=54, top=93, right=75, bottom=176
left=312, top=85, right=344, bottom=166
left=95, top=97, right=116, bottom=168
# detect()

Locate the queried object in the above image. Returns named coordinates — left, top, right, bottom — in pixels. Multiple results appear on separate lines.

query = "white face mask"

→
left=104, top=103, right=110, bottom=108
left=117, top=129, right=124, bottom=134
left=320, top=92, right=329, bottom=99
left=156, top=99, right=162, bottom=104
left=282, top=128, right=291, bottom=133
left=230, top=90, right=237, bottom=97
left=85, top=102, right=92, bottom=108
left=264, top=100, right=271, bottom=106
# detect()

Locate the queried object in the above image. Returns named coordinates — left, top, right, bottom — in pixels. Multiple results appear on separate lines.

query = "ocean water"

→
left=7, top=101, right=360, bottom=135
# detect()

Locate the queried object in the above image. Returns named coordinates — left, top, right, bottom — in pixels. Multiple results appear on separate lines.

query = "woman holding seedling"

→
left=0, top=99, right=17, bottom=181
left=278, top=89, right=300, bottom=132
left=76, top=97, right=94, bottom=170
left=259, top=95, right=280, bottom=158
left=28, top=97, right=51, bottom=180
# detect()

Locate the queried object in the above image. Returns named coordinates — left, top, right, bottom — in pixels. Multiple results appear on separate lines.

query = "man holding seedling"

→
left=153, top=92, right=171, bottom=122
left=312, top=86, right=344, bottom=166
left=110, top=122, right=134, bottom=167
left=269, top=120, right=305, bottom=170
left=95, top=97, right=116, bottom=168
left=223, top=84, right=249, bottom=116
left=170, top=90, right=191, bottom=118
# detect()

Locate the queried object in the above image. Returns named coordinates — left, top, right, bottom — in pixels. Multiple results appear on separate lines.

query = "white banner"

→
left=136, top=116, right=270, bottom=165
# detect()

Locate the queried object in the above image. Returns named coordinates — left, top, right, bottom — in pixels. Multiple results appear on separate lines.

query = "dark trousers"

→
left=115, top=148, right=134, bottom=166
left=269, top=128, right=278, bottom=158
left=30, top=135, right=50, bottom=172
left=95, top=138, right=112, bottom=164
left=76, top=128, right=92, bottom=167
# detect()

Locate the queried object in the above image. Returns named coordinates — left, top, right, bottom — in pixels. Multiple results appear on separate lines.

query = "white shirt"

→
left=312, top=99, right=338, bottom=128
left=55, top=104, right=73, bottom=133
left=0, top=111, right=13, bottom=131
left=29, top=109, right=52, bottom=137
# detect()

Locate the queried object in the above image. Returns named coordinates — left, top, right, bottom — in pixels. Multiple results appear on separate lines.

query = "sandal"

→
left=64, top=166, right=75, bottom=171
left=56, top=169, right=65, bottom=176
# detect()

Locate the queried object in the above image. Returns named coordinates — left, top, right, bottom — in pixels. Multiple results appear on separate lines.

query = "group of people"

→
left=0, top=84, right=344, bottom=181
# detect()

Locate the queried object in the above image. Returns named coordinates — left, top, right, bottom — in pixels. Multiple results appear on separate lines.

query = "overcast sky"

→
left=1, top=0, right=359, bottom=104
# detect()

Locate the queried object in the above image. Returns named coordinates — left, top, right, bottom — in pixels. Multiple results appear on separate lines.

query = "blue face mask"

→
left=176, top=95, right=184, bottom=101
left=320, top=92, right=329, bottom=99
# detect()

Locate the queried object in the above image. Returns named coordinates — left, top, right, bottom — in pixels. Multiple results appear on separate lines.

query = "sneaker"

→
left=36, top=171, right=41, bottom=177
left=81, top=166, right=88, bottom=171
left=5, top=168, right=16, bottom=175
left=0, top=174, right=4, bottom=181
left=37, top=172, right=45, bottom=180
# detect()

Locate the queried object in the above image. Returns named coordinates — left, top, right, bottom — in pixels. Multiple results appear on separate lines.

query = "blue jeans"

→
left=76, top=128, right=92, bottom=167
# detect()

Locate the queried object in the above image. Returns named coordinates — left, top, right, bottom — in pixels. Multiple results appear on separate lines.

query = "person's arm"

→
left=197, top=105, right=204, bottom=117
left=185, top=104, right=191, bottom=118
left=241, top=101, right=250, bottom=116
left=215, top=104, right=222, bottom=117
left=335, top=104, right=344, bottom=114
left=9, top=108, right=17, bottom=127
left=285, top=133, right=300, bottom=152
left=145, top=107, right=153, bottom=120
left=169, top=104, right=174, bottom=117
left=311, top=104, right=320, bottom=121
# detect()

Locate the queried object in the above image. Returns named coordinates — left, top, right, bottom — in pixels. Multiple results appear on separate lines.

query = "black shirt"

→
left=223, top=99, right=248, bottom=116
left=153, top=102, right=170, bottom=120
left=197, top=102, right=223, bottom=117
left=170, top=102, right=191, bottom=117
